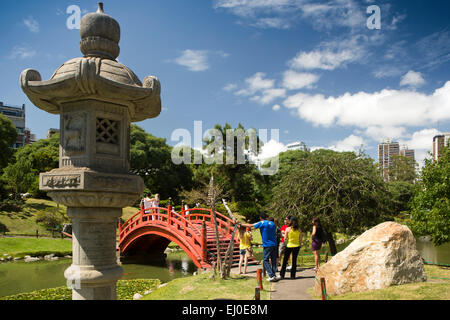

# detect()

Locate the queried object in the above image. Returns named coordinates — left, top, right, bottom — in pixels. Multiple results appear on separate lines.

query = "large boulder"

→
left=315, top=222, right=426, bottom=296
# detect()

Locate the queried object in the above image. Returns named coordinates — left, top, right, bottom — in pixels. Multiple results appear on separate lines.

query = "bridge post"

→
left=167, top=204, right=172, bottom=226
left=201, top=221, right=207, bottom=262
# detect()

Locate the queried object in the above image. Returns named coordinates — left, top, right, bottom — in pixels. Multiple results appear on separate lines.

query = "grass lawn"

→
left=308, top=265, right=450, bottom=300
left=0, top=237, right=72, bottom=258
left=143, top=271, right=270, bottom=300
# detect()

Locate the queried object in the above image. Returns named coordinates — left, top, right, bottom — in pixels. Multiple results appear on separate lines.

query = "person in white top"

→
left=143, top=193, right=152, bottom=213
left=152, top=194, right=160, bottom=220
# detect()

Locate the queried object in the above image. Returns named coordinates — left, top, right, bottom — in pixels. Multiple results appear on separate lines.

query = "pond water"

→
left=415, top=237, right=450, bottom=265
left=0, top=251, right=197, bottom=298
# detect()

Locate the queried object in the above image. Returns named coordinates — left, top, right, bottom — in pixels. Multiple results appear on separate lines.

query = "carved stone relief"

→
left=63, top=112, right=86, bottom=155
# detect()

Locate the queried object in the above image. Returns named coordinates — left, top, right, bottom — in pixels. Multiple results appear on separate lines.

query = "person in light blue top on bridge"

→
left=241, top=212, right=279, bottom=282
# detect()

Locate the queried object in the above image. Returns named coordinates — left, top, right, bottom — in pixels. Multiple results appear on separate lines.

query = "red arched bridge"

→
left=118, top=205, right=258, bottom=269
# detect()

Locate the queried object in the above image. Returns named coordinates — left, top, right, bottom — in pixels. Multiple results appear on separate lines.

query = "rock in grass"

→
left=315, top=222, right=427, bottom=297
left=25, top=257, right=41, bottom=262
left=143, top=290, right=152, bottom=295
left=157, top=283, right=167, bottom=289
left=133, top=293, right=143, bottom=300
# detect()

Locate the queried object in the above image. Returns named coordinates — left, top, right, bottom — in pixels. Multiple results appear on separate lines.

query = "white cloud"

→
left=24, top=16, right=39, bottom=33
left=400, top=70, right=426, bottom=88
left=234, top=72, right=288, bottom=105
left=235, top=72, right=275, bottom=96
left=252, top=139, right=287, bottom=161
left=399, top=128, right=441, bottom=167
left=328, top=135, right=365, bottom=152
left=223, top=83, right=237, bottom=91
left=9, top=46, right=36, bottom=59
left=173, top=50, right=209, bottom=71
left=363, top=126, right=408, bottom=141
left=214, top=0, right=367, bottom=31
left=283, top=82, right=450, bottom=129
left=288, top=36, right=366, bottom=71
left=282, top=70, right=320, bottom=90
left=250, top=88, right=286, bottom=105
left=272, top=104, right=281, bottom=111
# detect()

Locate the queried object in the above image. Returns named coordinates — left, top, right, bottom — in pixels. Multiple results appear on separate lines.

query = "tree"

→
left=2, top=158, right=35, bottom=200
left=410, top=147, right=450, bottom=246
left=386, top=181, right=416, bottom=215
left=388, top=154, right=417, bottom=182
left=270, top=149, right=391, bottom=255
left=198, top=123, right=263, bottom=203
left=3, top=133, right=60, bottom=199
left=0, top=114, right=17, bottom=170
left=130, top=125, right=193, bottom=201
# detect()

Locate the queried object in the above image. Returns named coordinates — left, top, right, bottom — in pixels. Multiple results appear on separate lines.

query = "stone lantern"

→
left=20, top=3, right=161, bottom=300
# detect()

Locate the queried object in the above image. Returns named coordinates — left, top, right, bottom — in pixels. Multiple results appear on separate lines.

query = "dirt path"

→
left=230, top=264, right=316, bottom=300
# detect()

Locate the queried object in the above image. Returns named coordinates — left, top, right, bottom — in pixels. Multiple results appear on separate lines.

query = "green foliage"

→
left=35, top=208, right=67, bottom=231
left=130, top=125, right=193, bottom=201
left=387, top=181, right=416, bottom=215
left=2, top=158, right=35, bottom=200
left=194, top=123, right=264, bottom=203
left=0, top=199, right=23, bottom=212
left=410, top=147, right=450, bottom=246
left=270, top=149, right=391, bottom=236
left=0, top=114, right=17, bottom=170
left=1, top=133, right=59, bottom=199
left=389, top=154, right=418, bottom=182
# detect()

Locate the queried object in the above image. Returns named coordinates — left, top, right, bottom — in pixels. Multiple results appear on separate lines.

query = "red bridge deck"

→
left=118, top=206, right=258, bottom=269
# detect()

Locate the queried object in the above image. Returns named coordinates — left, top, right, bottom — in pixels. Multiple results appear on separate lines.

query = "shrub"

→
left=238, top=207, right=259, bottom=222
left=0, top=199, right=23, bottom=212
left=35, top=208, right=67, bottom=231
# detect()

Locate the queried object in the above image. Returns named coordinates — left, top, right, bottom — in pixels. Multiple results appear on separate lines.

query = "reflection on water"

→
left=0, top=252, right=196, bottom=298
left=415, top=237, right=450, bottom=265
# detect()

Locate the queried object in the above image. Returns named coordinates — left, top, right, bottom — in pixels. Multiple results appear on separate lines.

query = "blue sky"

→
left=1, top=0, right=449, bottom=166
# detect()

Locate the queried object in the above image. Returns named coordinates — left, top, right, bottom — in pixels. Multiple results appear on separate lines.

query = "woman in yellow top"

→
left=279, top=216, right=302, bottom=279
left=238, top=226, right=253, bottom=274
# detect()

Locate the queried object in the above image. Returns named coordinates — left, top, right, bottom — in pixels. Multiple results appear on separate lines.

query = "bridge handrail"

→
left=118, top=207, right=205, bottom=243
left=182, top=208, right=237, bottom=235
left=118, top=206, right=239, bottom=264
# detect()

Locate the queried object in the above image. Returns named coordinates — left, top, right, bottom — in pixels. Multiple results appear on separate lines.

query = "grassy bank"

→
left=0, top=198, right=139, bottom=237
left=308, top=265, right=450, bottom=300
left=0, top=279, right=160, bottom=300
left=0, top=237, right=72, bottom=258
left=143, top=271, right=270, bottom=300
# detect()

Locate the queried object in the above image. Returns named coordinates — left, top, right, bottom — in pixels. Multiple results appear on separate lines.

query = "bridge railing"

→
left=180, top=208, right=236, bottom=238
left=118, top=206, right=238, bottom=264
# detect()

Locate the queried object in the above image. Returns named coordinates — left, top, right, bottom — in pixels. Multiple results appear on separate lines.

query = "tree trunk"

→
left=210, top=203, right=223, bottom=278
left=327, top=232, right=337, bottom=256
left=222, top=199, right=239, bottom=277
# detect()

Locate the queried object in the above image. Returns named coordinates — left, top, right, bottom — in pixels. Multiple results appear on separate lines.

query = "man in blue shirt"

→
left=241, top=212, right=279, bottom=282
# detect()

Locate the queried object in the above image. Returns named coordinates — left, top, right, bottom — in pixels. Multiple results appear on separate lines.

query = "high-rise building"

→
left=46, top=128, right=60, bottom=139
left=0, top=101, right=27, bottom=148
left=433, top=133, right=450, bottom=162
left=378, top=139, right=400, bottom=180
left=400, top=146, right=415, bottom=161
left=286, top=141, right=308, bottom=152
